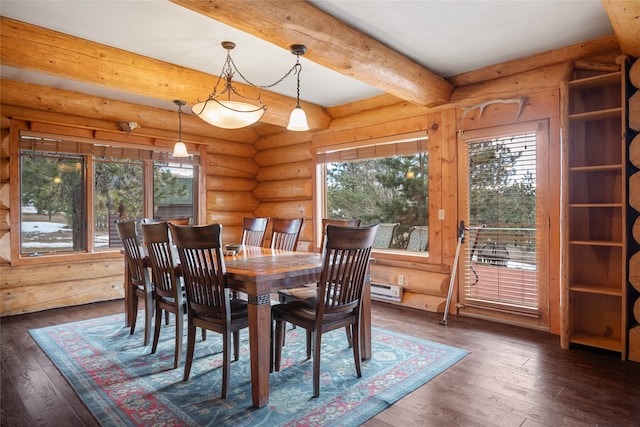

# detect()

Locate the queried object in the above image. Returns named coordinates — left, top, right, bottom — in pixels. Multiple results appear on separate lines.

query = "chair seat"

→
left=197, top=298, right=249, bottom=321
left=273, top=300, right=354, bottom=324
left=278, top=286, right=317, bottom=303
left=230, top=299, right=249, bottom=318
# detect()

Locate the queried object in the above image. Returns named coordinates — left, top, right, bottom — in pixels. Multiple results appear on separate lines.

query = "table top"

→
left=225, top=246, right=322, bottom=275
left=224, top=246, right=322, bottom=293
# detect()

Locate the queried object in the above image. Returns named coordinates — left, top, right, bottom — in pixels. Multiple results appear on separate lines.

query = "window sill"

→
left=371, top=248, right=429, bottom=262
left=13, top=250, right=123, bottom=267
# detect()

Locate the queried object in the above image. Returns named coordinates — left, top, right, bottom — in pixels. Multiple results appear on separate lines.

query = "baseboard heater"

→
left=370, top=282, right=403, bottom=302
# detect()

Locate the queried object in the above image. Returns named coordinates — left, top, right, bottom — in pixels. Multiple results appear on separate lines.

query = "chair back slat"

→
left=116, top=220, right=148, bottom=286
left=170, top=223, right=229, bottom=320
left=141, top=222, right=178, bottom=298
left=317, top=224, right=378, bottom=320
left=270, top=218, right=304, bottom=251
left=241, top=217, right=269, bottom=247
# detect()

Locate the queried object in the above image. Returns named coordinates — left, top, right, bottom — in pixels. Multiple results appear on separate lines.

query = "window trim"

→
left=8, top=119, right=204, bottom=266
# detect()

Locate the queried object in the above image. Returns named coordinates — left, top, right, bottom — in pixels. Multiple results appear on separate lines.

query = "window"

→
left=21, top=151, right=87, bottom=253
left=19, top=134, right=198, bottom=257
left=94, top=157, right=144, bottom=249
left=316, top=135, right=429, bottom=254
left=153, top=162, right=195, bottom=221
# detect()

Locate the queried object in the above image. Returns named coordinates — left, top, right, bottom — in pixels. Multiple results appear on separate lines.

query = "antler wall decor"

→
left=458, top=96, right=528, bottom=124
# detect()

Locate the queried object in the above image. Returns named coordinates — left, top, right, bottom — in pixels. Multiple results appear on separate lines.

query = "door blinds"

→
left=460, top=124, right=540, bottom=316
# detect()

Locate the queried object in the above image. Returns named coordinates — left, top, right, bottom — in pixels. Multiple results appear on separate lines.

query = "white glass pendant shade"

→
left=286, top=106, right=309, bottom=131
left=172, top=141, right=189, bottom=157
left=193, top=100, right=266, bottom=129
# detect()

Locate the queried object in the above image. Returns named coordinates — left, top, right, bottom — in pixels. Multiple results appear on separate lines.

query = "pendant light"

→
left=172, top=100, right=189, bottom=158
left=192, top=41, right=309, bottom=130
left=286, top=44, right=310, bottom=131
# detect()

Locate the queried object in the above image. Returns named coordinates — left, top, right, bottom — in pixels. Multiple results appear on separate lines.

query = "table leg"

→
left=246, top=293, right=272, bottom=408
left=360, top=280, right=372, bottom=360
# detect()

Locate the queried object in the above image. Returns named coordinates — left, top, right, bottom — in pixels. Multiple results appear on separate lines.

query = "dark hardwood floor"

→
left=1, top=300, right=639, bottom=426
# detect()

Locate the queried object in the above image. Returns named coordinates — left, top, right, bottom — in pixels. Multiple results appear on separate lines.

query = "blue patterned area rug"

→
left=30, top=313, right=468, bottom=426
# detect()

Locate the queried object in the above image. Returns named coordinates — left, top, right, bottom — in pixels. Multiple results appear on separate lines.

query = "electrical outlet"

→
left=398, top=275, right=404, bottom=286
left=438, top=209, right=445, bottom=220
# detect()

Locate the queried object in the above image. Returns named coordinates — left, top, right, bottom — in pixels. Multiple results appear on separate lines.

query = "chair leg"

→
left=345, top=325, right=353, bottom=348
left=352, top=322, right=362, bottom=378
left=151, top=303, right=162, bottom=354
left=306, top=330, right=313, bottom=359
left=270, top=319, right=274, bottom=373
left=129, top=293, right=138, bottom=336
left=221, top=332, right=231, bottom=399
left=182, top=321, right=197, bottom=381
left=232, top=331, right=240, bottom=361
left=282, top=322, right=287, bottom=346
left=312, top=330, right=322, bottom=398
left=143, top=291, right=154, bottom=346
left=274, top=319, right=285, bottom=371
left=165, top=310, right=170, bottom=325
left=174, top=309, right=183, bottom=369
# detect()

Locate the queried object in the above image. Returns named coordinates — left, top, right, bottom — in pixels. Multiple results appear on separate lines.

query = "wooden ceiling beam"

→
left=601, top=0, right=640, bottom=58
left=170, top=0, right=454, bottom=107
left=0, top=79, right=259, bottom=143
left=0, top=17, right=331, bottom=130
left=449, top=35, right=620, bottom=88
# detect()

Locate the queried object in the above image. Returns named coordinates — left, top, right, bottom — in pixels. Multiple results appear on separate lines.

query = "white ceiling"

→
left=0, top=0, right=614, bottom=112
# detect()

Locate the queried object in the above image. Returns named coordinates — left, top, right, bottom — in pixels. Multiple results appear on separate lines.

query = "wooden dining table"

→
left=122, top=245, right=372, bottom=408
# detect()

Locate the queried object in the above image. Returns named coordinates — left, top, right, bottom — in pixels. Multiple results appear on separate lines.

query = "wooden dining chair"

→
left=269, top=218, right=304, bottom=251
left=273, top=223, right=379, bottom=397
left=141, top=221, right=184, bottom=369
left=165, top=217, right=190, bottom=225
left=169, top=223, right=249, bottom=398
left=116, top=220, right=154, bottom=346
left=278, top=218, right=361, bottom=344
left=240, top=217, right=269, bottom=247
left=278, top=218, right=361, bottom=304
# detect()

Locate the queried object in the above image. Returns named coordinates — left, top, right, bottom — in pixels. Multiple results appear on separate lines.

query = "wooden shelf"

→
left=569, top=240, right=623, bottom=247
left=569, top=108, right=622, bottom=122
left=569, top=332, right=622, bottom=353
left=569, top=203, right=622, bottom=208
left=569, top=164, right=622, bottom=172
left=568, top=71, right=621, bottom=90
left=569, top=285, right=623, bottom=296
left=562, top=67, right=626, bottom=359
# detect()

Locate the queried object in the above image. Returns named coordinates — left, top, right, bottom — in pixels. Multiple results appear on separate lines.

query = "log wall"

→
left=253, top=133, right=315, bottom=251
left=205, top=141, right=259, bottom=244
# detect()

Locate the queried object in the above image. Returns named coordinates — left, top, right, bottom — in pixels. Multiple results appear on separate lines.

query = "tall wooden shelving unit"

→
left=562, top=61, right=627, bottom=359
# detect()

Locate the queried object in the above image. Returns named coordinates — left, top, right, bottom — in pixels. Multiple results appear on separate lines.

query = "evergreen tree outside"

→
left=326, top=152, right=428, bottom=249
left=467, top=134, right=537, bottom=261
left=21, top=154, right=83, bottom=222
left=153, top=163, right=193, bottom=217
left=94, top=159, right=144, bottom=228
left=20, top=150, right=195, bottom=254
